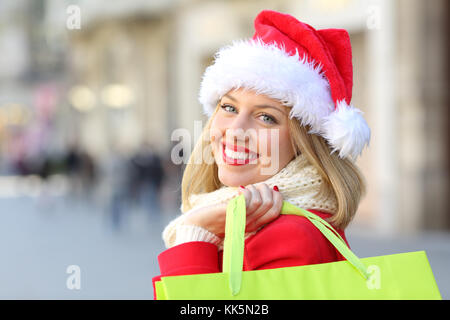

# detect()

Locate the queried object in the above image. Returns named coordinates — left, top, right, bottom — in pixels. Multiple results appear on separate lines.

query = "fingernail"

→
left=273, top=185, right=279, bottom=192
left=239, top=185, right=245, bottom=189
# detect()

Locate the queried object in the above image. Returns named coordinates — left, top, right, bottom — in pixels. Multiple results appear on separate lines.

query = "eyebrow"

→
left=223, top=94, right=287, bottom=116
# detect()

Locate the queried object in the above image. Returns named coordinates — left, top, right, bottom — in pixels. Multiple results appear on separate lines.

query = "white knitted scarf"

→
left=162, top=154, right=338, bottom=249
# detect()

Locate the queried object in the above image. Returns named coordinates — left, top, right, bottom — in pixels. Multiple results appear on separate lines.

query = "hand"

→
left=183, top=202, right=229, bottom=238
left=238, top=183, right=283, bottom=232
left=183, top=183, right=283, bottom=237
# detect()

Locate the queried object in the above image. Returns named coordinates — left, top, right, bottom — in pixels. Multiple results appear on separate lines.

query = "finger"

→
left=246, top=183, right=272, bottom=226
left=247, top=188, right=283, bottom=232
left=237, top=185, right=252, bottom=208
left=245, top=184, right=262, bottom=216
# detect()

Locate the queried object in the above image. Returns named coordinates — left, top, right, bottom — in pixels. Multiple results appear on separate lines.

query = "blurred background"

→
left=0, top=0, right=448, bottom=299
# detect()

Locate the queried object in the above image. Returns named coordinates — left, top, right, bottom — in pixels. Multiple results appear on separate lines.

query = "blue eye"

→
left=260, top=113, right=277, bottom=124
left=220, top=104, right=278, bottom=125
left=220, top=104, right=237, bottom=113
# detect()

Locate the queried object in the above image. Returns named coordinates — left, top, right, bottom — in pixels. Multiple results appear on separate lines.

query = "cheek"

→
left=260, top=129, right=292, bottom=158
left=209, top=118, right=221, bottom=141
left=278, top=129, right=294, bottom=160
left=209, top=117, right=226, bottom=152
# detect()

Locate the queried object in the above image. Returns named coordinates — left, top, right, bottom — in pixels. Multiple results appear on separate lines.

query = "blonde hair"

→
left=181, top=104, right=366, bottom=230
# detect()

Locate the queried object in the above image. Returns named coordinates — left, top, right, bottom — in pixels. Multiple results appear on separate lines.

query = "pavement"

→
left=0, top=195, right=448, bottom=299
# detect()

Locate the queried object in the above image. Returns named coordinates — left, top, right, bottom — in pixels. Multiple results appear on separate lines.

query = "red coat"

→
left=152, top=210, right=349, bottom=299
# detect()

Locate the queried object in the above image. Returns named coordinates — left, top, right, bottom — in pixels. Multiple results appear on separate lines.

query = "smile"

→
left=222, top=142, right=259, bottom=166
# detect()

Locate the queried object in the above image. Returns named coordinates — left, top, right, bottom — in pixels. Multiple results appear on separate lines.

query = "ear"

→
left=318, top=29, right=353, bottom=104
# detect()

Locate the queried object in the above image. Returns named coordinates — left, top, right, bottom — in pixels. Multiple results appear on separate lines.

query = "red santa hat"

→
left=198, top=10, right=370, bottom=159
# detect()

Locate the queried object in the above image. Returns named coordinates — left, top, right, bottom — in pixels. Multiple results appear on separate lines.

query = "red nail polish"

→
left=239, top=185, right=245, bottom=189
left=273, top=185, right=279, bottom=192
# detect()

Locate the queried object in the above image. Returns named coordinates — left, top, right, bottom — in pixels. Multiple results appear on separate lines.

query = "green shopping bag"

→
left=155, top=195, right=441, bottom=300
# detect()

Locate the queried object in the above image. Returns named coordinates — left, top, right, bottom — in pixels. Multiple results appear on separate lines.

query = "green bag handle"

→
left=222, top=194, right=370, bottom=296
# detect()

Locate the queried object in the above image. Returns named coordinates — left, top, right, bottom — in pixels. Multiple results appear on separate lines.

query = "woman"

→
left=152, top=10, right=370, bottom=299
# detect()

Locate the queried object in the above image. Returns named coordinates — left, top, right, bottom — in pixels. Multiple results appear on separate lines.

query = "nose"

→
left=225, top=112, right=253, bottom=145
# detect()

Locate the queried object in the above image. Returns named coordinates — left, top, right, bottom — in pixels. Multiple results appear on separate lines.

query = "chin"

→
left=217, top=168, right=250, bottom=187
left=218, top=170, right=242, bottom=187
left=217, top=165, right=267, bottom=187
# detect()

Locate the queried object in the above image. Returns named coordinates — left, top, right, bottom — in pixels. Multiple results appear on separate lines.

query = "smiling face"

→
left=209, top=88, right=296, bottom=187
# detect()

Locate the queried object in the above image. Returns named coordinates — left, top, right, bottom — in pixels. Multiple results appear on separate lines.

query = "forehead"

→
left=221, top=88, right=290, bottom=115
left=223, top=87, right=275, bottom=101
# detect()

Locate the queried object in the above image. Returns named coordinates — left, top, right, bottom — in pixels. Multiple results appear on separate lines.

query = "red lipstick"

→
left=221, top=142, right=259, bottom=166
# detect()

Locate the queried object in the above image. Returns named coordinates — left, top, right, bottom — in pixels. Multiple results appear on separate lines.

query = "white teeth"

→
left=224, top=147, right=257, bottom=160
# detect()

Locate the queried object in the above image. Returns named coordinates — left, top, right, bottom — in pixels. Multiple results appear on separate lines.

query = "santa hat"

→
left=198, top=10, right=370, bottom=159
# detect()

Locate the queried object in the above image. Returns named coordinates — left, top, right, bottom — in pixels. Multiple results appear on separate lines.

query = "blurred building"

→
left=0, top=0, right=67, bottom=172
left=0, top=0, right=448, bottom=235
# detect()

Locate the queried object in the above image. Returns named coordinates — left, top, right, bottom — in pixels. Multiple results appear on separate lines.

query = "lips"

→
left=221, top=142, right=259, bottom=166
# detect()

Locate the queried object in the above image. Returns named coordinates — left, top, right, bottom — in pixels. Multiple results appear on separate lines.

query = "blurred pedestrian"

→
left=130, top=142, right=165, bottom=218
left=105, top=144, right=133, bottom=231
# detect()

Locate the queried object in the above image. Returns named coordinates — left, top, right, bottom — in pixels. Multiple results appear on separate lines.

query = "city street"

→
left=0, top=195, right=175, bottom=299
left=0, top=195, right=448, bottom=299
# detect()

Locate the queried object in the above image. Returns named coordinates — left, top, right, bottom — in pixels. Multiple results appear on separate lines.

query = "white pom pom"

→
left=322, top=100, right=371, bottom=160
